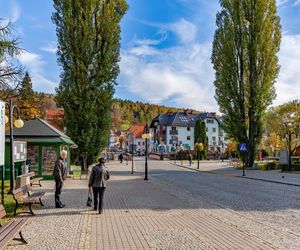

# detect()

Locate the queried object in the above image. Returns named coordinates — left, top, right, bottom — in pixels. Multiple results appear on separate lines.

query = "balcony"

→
left=169, top=130, right=178, bottom=135
left=169, top=139, right=178, bottom=145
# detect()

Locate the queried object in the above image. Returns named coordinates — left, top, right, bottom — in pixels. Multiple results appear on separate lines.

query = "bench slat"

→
left=0, top=218, right=28, bottom=249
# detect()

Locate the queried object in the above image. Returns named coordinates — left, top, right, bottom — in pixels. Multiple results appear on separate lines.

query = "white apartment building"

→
left=149, top=111, right=227, bottom=154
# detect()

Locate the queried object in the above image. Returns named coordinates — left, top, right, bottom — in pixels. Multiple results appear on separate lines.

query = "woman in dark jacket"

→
left=88, top=157, right=110, bottom=214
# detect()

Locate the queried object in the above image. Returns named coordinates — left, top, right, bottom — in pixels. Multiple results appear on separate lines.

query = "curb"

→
left=170, top=162, right=300, bottom=187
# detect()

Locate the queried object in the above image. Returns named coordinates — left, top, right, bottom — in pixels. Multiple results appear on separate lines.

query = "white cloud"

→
left=277, top=0, right=289, bottom=6
left=274, top=34, right=300, bottom=105
left=0, top=0, right=21, bottom=24
left=293, top=0, right=300, bottom=5
left=120, top=16, right=300, bottom=112
left=10, top=0, right=21, bottom=23
left=168, top=19, right=198, bottom=44
left=120, top=33, right=217, bottom=111
left=40, top=41, right=57, bottom=54
left=18, top=51, right=57, bottom=92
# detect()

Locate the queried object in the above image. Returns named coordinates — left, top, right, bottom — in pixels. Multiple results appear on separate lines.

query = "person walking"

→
left=88, top=157, right=110, bottom=214
left=53, top=150, right=68, bottom=208
left=119, top=153, right=123, bottom=164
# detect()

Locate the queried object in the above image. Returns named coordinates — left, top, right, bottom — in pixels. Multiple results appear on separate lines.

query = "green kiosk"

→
left=5, top=118, right=76, bottom=179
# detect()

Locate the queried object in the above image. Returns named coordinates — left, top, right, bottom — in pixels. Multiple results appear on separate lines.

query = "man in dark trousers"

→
left=88, top=157, right=110, bottom=214
left=53, top=150, right=68, bottom=208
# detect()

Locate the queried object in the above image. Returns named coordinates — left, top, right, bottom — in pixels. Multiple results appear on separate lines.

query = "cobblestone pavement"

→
left=7, top=178, right=94, bottom=250
left=133, top=159, right=300, bottom=249
left=7, top=159, right=300, bottom=249
left=91, top=160, right=299, bottom=250
left=172, top=160, right=300, bottom=186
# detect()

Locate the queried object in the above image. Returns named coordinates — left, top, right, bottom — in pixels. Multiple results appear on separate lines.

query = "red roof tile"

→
left=128, top=125, right=145, bottom=138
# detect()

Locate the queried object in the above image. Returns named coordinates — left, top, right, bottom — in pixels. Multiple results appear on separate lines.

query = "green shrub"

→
left=258, top=161, right=280, bottom=170
left=281, top=164, right=300, bottom=171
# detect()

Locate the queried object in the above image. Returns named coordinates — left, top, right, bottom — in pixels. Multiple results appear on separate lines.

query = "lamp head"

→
left=14, top=118, right=24, bottom=128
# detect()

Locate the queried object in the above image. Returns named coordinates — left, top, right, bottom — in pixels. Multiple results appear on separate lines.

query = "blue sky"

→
left=0, top=0, right=300, bottom=112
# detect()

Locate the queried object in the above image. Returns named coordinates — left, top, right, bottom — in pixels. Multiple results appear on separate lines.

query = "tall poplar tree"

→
left=53, top=0, right=128, bottom=167
left=211, top=0, right=281, bottom=168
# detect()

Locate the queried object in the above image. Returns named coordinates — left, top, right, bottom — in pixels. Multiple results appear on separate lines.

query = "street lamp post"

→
left=5, top=100, right=24, bottom=193
left=142, top=124, right=151, bottom=180
left=131, top=133, right=134, bottom=174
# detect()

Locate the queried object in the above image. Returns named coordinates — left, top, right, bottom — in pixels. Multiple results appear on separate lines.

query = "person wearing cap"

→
left=88, top=157, right=110, bottom=214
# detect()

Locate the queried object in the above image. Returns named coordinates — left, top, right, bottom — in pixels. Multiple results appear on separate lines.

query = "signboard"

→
left=239, top=143, right=247, bottom=152
left=0, top=101, right=5, bottom=166
left=279, top=149, right=288, bottom=165
left=13, top=141, right=27, bottom=162
left=70, top=165, right=81, bottom=178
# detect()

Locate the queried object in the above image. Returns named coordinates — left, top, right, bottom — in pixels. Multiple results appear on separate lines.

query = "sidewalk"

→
left=171, top=160, right=300, bottom=186
left=90, top=163, right=277, bottom=250
left=8, top=161, right=298, bottom=250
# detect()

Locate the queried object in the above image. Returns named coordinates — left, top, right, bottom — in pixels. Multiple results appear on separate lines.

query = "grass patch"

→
left=0, top=180, right=26, bottom=224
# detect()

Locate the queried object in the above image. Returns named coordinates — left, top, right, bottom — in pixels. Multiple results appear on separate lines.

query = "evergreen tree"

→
left=211, top=0, right=281, bottom=167
left=18, top=71, right=42, bottom=120
left=194, top=119, right=208, bottom=159
left=53, top=0, right=128, bottom=168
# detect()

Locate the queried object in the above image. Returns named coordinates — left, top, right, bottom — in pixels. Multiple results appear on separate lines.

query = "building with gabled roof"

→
left=5, top=118, right=76, bottom=177
left=125, top=125, right=146, bottom=154
left=149, top=111, right=227, bottom=154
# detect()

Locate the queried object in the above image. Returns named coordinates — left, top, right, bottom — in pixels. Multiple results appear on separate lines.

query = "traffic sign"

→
left=239, top=143, right=247, bottom=152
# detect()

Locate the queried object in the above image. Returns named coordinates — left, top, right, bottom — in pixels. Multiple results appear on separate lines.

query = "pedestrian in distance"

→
left=53, top=150, right=68, bottom=208
left=119, top=153, right=123, bottom=164
left=88, top=157, right=110, bottom=214
left=188, top=152, right=193, bottom=166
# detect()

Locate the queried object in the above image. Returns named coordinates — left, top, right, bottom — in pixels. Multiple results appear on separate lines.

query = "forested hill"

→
left=111, top=99, right=197, bottom=131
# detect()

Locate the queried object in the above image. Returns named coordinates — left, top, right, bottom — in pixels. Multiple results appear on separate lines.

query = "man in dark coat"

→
left=53, top=150, right=68, bottom=208
left=88, top=157, right=110, bottom=214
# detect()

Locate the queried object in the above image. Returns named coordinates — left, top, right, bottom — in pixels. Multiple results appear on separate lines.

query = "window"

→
left=179, top=116, right=188, bottom=122
left=207, top=119, right=214, bottom=124
left=138, top=142, right=141, bottom=146
left=212, top=128, right=216, bottom=133
left=212, top=136, right=216, bottom=141
left=187, top=136, right=191, bottom=141
left=187, top=126, right=191, bottom=131
left=142, top=142, right=145, bottom=146
left=206, top=127, right=208, bottom=132
left=171, top=127, right=177, bottom=131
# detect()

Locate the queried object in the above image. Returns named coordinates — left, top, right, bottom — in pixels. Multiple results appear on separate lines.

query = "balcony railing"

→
left=169, top=139, right=179, bottom=144
left=169, top=130, right=178, bottom=135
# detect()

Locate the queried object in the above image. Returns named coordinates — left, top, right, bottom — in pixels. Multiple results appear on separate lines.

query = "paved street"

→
left=172, top=160, right=300, bottom=186
left=7, top=158, right=300, bottom=250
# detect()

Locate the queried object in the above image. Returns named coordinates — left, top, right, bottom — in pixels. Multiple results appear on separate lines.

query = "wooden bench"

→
left=29, top=172, right=44, bottom=187
left=12, top=185, right=45, bottom=216
left=0, top=205, right=28, bottom=249
left=227, top=159, right=241, bottom=167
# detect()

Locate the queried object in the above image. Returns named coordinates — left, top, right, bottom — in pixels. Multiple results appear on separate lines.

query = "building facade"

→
left=149, top=111, right=227, bottom=154
left=126, top=125, right=146, bottom=154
